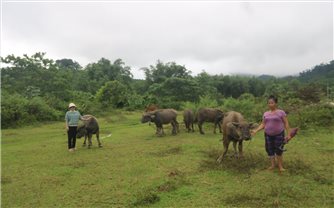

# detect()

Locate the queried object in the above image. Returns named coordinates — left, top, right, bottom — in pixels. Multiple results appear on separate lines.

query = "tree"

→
left=142, top=60, right=192, bottom=84
left=96, top=80, right=130, bottom=108
left=86, top=58, right=133, bottom=83
left=56, top=58, right=82, bottom=70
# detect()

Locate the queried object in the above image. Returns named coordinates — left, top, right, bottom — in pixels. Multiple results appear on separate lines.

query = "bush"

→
left=181, top=95, right=219, bottom=113
left=1, top=93, right=62, bottom=128
left=126, top=93, right=145, bottom=111
left=221, top=97, right=264, bottom=122
left=26, top=97, right=62, bottom=122
left=1, top=93, right=29, bottom=128
left=96, top=80, right=130, bottom=108
left=289, top=104, right=334, bottom=129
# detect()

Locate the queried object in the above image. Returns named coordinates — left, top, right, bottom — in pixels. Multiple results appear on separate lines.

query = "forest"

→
left=1, top=52, right=334, bottom=129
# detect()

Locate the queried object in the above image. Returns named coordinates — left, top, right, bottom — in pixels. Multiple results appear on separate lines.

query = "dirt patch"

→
left=286, top=159, right=333, bottom=185
left=157, top=169, right=187, bottom=193
left=157, top=181, right=178, bottom=192
left=285, top=159, right=313, bottom=175
left=198, top=149, right=267, bottom=175
left=71, top=161, right=86, bottom=169
left=133, top=189, right=160, bottom=206
left=224, top=194, right=266, bottom=208
left=1, top=176, right=12, bottom=185
left=133, top=169, right=187, bottom=206
left=149, top=147, right=182, bottom=157
left=168, top=169, right=183, bottom=177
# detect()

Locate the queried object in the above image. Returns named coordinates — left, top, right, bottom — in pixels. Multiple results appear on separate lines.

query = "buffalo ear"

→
left=232, top=122, right=240, bottom=128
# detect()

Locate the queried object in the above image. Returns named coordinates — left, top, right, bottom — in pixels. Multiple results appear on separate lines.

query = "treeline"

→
left=1, top=52, right=334, bottom=128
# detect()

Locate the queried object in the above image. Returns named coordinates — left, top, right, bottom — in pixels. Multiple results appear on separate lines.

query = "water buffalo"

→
left=76, top=115, right=102, bottom=148
left=196, top=108, right=224, bottom=134
left=183, top=109, right=194, bottom=132
left=217, top=111, right=256, bottom=163
left=141, top=109, right=179, bottom=136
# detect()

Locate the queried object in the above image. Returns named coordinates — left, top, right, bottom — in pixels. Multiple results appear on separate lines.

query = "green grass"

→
left=2, top=111, right=334, bottom=207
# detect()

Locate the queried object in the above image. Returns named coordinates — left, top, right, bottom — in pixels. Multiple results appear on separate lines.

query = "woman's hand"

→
left=251, top=129, right=257, bottom=137
left=66, top=126, right=69, bottom=132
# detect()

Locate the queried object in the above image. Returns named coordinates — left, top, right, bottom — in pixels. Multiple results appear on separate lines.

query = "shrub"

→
left=290, top=104, right=334, bottom=128
left=96, top=80, right=130, bottom=108
left=221, top=97, right=263, bottom=122
left=1, top=93, right=62, bottom=128
left=126, top=93, right=145, bottom=111
left=1, top=93, right=29, bottom=128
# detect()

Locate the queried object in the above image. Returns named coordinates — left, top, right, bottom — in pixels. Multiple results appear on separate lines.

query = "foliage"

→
left=126, top=93, right=145, bottom=111
left=96, top=80, right=130, bottom=108
left=299, top=60, right=334, bottom=83
left=291, top=104, right=334, bottom=128
left=1, top=92, right=61, bottom=128
left=142, top=60, right=192, bottom=84
left=221, top=96, right=264, bottom=122
left=1, top=52, right=333, bottom=128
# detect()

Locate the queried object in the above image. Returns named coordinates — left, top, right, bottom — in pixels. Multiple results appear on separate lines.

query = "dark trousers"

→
left=265, top=131, right=285, bottom=156
left=68, top=126, right=77, bottom=149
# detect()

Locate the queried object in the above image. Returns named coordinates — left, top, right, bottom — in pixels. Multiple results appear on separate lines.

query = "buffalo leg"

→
left=185, top=121, right=190, bottom=132
left=238, top=141, right=243, bottom=158
left=96, top=131, right=102, bottom=147
left=217, top=139, right=230, bottom=163
left=191, top=122, right=194, bottom=132
left=218, top=122, right=222, bottom=133
left=174, top=119, right=179, bottom=133
left=161, top=127, right=165, bottom=136
left=88, top=134, right=93, bottom=148
left=83, top=134, right=87, bottom=146
left=198, top=121, right=205, bottom=134
left=171, top=122, right=176, bottom=135
left=233, top=141, right=238, bottom=158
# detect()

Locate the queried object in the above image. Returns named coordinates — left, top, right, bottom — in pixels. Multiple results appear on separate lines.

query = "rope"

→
left=100, top=134, right=112, bottom=140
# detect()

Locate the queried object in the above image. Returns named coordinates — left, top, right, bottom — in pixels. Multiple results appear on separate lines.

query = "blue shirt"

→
left=65, top=111, right=82, bottom=127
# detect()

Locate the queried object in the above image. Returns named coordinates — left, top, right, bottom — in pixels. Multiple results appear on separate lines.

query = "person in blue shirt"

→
left=65, top=103, right=87, bottom=152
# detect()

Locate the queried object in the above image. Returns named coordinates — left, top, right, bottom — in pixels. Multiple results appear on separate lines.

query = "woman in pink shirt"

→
left=252, top=95, right=291, bottom=172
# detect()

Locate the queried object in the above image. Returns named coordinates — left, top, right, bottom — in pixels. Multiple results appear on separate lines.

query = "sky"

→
left=1, top=0, right=333, bottom=79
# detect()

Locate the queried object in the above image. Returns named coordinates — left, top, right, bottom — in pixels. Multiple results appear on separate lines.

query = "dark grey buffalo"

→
left=196, top=108, right=224, bottom=134
left=217, top=111, right=256, bottom=163
left=183, top=109, right=194, bottom=132
left=76, top=115, right=102, bottom=148
left=141, top=109, right=179, bottom=136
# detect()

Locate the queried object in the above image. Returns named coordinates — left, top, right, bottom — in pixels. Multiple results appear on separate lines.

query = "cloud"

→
left=2, top=1, right=333, bottom=79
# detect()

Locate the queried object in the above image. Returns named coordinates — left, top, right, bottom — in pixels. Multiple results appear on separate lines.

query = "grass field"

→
left=2, top=111, right=334, bottom=207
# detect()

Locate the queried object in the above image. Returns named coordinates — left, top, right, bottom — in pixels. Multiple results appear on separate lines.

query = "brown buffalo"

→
left=183, top=109, right=194, bottom=132
left=196, top=108, right=224, bottom=134
left=217, top=111, right=256, bottom=163
left=141, top=109, right=179, bottom=136
left=76, top=115, right=102, bottom=148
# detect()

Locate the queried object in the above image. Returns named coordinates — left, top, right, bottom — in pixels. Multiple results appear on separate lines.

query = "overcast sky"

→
left=1, top=0, right=333, bottom=79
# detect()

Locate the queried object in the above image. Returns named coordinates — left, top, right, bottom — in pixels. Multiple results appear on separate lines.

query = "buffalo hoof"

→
left=200, top=132, right=205, bottom=135
left=99, top=145, right=103, bottom=148
left=82, top=143, right=86, bottom=147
